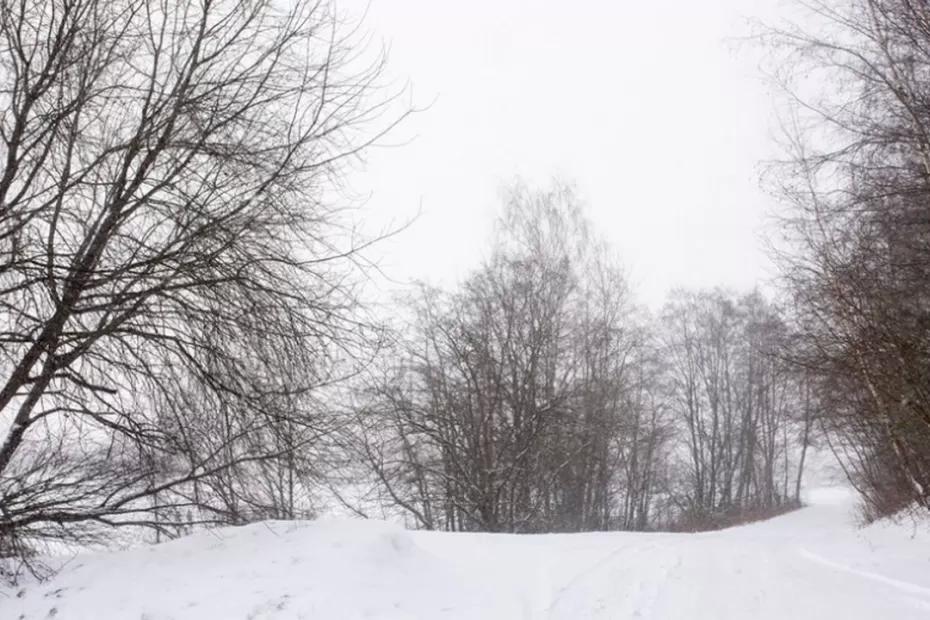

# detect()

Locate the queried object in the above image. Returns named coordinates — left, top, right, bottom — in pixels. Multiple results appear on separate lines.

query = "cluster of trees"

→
left=770, top=0, right=930, bottom=519
left=348, top=185, right=812, bottom=533
left=353, top=185, right=663, bottom=532
left=662, top=291, right=815, bottom=526
left=3, top=0, right=930, bottom=570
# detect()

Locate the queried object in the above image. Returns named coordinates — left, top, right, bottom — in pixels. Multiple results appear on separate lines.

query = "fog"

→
left=342, top=0, right=787, bottom=306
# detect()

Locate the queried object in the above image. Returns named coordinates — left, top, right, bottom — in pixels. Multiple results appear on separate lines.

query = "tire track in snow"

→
left=798, top=547, right=930, bottom=604
left=626, top=545, right=683, bottom=619
left=541, top=542, right=639, bottom=617
left=533, top=541, right=685, bottom=619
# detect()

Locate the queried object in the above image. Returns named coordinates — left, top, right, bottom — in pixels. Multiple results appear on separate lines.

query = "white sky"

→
left=339, top=0, right=789, bottom=308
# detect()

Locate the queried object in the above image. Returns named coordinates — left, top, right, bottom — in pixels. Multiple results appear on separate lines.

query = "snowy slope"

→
left=4, top=487, right=930, bottom=619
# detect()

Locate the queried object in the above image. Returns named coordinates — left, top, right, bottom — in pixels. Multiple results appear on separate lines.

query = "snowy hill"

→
left=4, top=487, right=930, bottom=619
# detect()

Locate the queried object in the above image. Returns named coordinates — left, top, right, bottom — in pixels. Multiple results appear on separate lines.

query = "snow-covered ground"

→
left=3, top=487, right=929, bottom=619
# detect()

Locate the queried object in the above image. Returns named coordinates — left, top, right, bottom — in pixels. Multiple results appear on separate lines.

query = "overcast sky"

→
left=339, top=0, right=788, bottom=308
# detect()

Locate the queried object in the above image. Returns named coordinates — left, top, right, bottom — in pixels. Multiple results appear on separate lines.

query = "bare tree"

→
left=352, top=182, right=670, bottom=533
left=767, top=0, right=930, bottom=518
left=348, top=182, right=810, bottom=533
left=661, top=290, right=804, bottom=528
left=0, top=0, right=401, bottom=554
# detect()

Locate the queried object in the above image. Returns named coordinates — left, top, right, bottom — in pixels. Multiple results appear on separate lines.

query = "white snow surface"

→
left=4, top=487, right=930, bottom=619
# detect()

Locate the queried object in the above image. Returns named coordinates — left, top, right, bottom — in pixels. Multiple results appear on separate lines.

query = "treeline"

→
left=347, top=184, right=813, bottom=532
left=767, top=0, right=930, bottom=519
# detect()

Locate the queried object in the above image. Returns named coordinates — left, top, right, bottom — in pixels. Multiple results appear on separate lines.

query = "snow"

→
left=4, top=487, right=930, bottom=619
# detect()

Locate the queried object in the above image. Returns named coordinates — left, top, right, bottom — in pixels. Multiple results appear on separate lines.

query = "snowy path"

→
left=4, top=487, right=930, bottom=619
left=411, top=488, right=930, bottom=619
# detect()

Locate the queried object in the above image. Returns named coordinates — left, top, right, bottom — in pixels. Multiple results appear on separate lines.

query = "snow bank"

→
left=3, top=519, right=504, bottom=619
